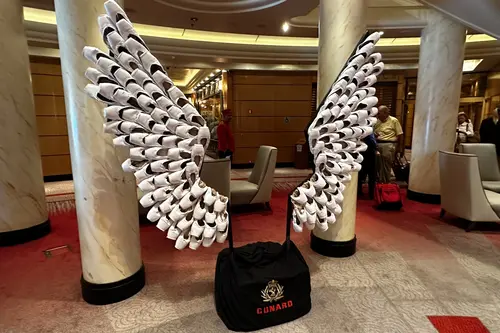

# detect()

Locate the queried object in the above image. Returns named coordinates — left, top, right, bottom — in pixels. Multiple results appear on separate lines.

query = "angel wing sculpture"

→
left=290, top=32, right=384, bottom=232
left=83, top=0, right=228, bottom=250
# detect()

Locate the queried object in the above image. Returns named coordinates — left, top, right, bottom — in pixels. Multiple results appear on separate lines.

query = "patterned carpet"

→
left=2, top=189, right=500, bottom=332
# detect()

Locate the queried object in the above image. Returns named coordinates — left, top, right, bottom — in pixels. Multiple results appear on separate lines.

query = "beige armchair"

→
left=200, top=156, right=231, bottom=197
left=459, top=143, right=500, bottom=193
left=231, top=146, right=278, bottom=206
left=439, top=150, right=500, bottom=231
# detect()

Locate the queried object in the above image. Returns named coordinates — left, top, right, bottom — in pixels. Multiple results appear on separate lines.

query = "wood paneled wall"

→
left=231, top=71, right=315, bottom=164
left=30, top=58, right=72, bottom=177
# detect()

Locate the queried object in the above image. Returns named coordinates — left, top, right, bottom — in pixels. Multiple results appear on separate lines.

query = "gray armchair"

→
left=459, top=143, right=500, bottom=193
left=439, top=150, right=500, bottom=231
left=231, top=146, right=278, bottom=206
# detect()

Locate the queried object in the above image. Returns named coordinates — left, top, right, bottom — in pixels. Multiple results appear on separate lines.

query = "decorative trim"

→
left=0, top=219, right=51, bottom=247
left=81, top=264, right=146, bottom=305
left=407, top=189, right=441, bottom=204
left=310, top=233, right=356, bottom=258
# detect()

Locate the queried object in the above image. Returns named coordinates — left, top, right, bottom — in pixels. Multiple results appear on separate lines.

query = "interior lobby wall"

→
left=230, top=70, right=316, bottom=164
left=486, top=72, right=500, bottom=116
left=29, top=57, right=72, bottom=178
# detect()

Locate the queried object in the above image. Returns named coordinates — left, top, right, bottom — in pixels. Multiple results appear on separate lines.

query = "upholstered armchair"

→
left=230, top=146, right=278, bottom=206
left=439, top=150, right=500, bottom=231
left=459, top=143, right=500, bottom=193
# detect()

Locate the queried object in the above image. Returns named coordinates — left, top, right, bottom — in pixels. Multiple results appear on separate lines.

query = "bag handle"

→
left=227, top=175, right=311, bottom=253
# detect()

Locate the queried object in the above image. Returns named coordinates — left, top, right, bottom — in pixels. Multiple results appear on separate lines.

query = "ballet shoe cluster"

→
left=83, top=0, right=228, bottom=250
left=291, top=31, right=384, bottom=232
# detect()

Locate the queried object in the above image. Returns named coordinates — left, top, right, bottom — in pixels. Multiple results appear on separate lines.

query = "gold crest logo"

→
left=261, top=280, right=284, bottom=303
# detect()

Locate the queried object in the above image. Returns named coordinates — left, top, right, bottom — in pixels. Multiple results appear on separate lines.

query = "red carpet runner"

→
left=428, top=316, right=491, bottom=333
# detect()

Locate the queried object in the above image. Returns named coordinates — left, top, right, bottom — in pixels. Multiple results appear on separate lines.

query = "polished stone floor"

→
left=1, top=191, right=500, bottom=333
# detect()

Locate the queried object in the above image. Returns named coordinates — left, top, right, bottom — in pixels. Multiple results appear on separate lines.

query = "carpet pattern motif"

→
left=1, top=191, right=500, bottom=333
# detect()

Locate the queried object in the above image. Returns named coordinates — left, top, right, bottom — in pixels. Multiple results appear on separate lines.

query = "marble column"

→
left=310, top=0, right=366, bottom=257
left=0, top=0, right=50, bottom=246
left=408, top=10, right=465, bottom=203
left=54, top=0, right=144, bottom=305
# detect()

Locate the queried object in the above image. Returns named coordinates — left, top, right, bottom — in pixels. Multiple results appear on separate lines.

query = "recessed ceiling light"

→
left=282, top=22, right=289, bottom=33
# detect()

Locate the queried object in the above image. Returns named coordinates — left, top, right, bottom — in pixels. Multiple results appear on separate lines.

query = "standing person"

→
left=456, top=112, right=474, bottom=143
left=480, top=106, right=500, bottom=163
left=374, top=105, right=403, bottom=183
left=217, top=109, right=235, bottom=159
left=357, top=133, right=377, bottom=199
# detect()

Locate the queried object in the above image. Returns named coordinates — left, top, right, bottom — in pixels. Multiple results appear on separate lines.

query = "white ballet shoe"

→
left=205, top=205, right=217, bottom=224
left=216, top=225, right=228, bottom=243
left=179, top=193, right=198, bottom=211
left=193, top=200, right=206, bottom=220
left=147, top=203, right=162, bottom=222
left=172, top=181, right=190, bottom=200
left=167, top=226, right=181, bottom=240
left=316, top=203, right=327, bottom=219
left=122, top=159, right=147, bottom=173
left=85, top=67, right=115, bottom=86
left=291, top=187, right=308, bottom=205
left=190, top=179, right=208, bottom=198
left=292, top=212, right=303, bottom=233
left=168, top=204, right=188, bottom=223
left=294, top=207, right=308, bottom=224
left=138, top=176, right=156, bottom=192
left=203, top=221, right=217, bottom=239
left=314, top=188, right=328, bottom=206
left=189, top=234, right=203, bottom=250
left=159, top=196, right=178, bottom=214
left=203, top=233, right=216, bottom=248
left=311, top=173, right=327, bottom=189
left=326, top=210, right=336, bottom=224
left=214, top=195, right=228, bottom=213
left=156, top=215, right=173, bottom=232
left=216, top=212, right=228, bottom=232
left=373, top=62, right=384, bottom=76
left=134, top=164, right=155, bottom=182
left=316, top=217, right=328, bottom=232
left=203, top=188, right=217, bottom=206
left=190, top=219, right=205, bottom=238
left=359, top=74, right=378, bottom=89
left=359, top=63, right=374, bottom=75
left=191, top=144, right=205, bottom=167
left=174, top=231, right=190, bottom=250
left=177, top=212, right=194, bottom=231
left=367, top=52, right=382, bottom=65
left=301, top=181, right=316, bottom=198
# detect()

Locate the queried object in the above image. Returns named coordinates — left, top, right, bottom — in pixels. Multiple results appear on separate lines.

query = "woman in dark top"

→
left=480, top=106, right=500, bottom=156
left=358, top=133, right=377, bottom=199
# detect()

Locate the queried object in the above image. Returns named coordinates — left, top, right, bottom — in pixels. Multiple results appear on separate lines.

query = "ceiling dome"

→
left=153, top=0, right=286, bottom=14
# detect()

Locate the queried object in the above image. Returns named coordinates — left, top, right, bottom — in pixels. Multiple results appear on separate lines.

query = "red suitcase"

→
left=374, top=183, right=402, bottom=210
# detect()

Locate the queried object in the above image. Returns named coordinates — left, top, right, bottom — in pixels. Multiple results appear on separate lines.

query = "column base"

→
left=407, top=189, right=441, bottom=204
left=81, top=263, right=146, bottom=305
left=0, top=219, right=51, bottom=247
left=310, top=233, right=356, bottom=258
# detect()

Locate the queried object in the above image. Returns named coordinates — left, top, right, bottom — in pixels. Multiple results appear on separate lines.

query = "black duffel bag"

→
left=214, top=199, right=311, bottom=332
